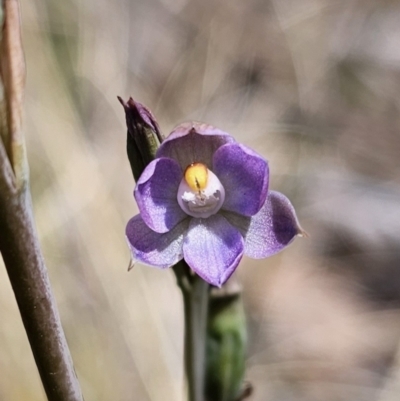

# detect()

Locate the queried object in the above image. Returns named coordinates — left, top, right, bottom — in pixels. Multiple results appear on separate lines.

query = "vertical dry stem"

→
left=0, top=1, right=84, bottom=400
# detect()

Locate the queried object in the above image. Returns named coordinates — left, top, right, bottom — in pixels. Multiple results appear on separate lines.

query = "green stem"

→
left=183, top=275, right=210, bottom=401
left=205, top=283, right=248, bottom=401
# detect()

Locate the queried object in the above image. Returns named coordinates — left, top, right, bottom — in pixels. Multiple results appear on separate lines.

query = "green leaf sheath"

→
left=205, top=293, right=247, bottom=401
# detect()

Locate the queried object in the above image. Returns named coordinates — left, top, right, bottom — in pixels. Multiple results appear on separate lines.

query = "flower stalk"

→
left=183, top=275, right=209, bottom=401
left=0, top=2, right=83, bottom=400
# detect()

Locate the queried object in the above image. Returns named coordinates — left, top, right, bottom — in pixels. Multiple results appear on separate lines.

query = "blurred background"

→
left=1, top=0, right=400, bottom=399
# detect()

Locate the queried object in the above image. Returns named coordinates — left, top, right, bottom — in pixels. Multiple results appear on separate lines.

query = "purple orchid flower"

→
left=126, top=121, right=303, bottom=287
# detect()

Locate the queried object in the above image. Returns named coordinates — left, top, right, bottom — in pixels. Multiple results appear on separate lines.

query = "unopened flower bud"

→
left=118, top=97, right=162, bottom=181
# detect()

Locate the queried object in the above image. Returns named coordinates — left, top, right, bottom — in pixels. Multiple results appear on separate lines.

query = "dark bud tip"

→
left=118, top=96, right=163, bottom=142
left=118, top=96, right=163, bottom=180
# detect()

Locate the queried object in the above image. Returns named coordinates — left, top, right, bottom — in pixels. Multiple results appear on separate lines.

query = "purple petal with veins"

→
left=134, top=157, right=186, bottom=233
left=224, top=191, right=302, bottom=259
left=183, top=215, right=244, bottom=287
left=156, top=122, right=235, bottom=170
left=214, top=143, right=269, bottom=216
left=126, top=215, right=189, bottom=268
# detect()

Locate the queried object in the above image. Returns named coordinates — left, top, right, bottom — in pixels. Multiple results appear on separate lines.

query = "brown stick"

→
left=0, top=140, right=84, bottom=401
left=0, top=1, right=84, bottom=399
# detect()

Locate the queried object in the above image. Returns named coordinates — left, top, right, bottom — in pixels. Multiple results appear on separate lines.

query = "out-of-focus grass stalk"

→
left=0, top=1, right=84, bottom=400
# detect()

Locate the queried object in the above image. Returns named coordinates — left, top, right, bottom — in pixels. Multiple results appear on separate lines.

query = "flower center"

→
left=184, top=162, right=208, bottom=191
left=177, top=162, right=225, bottom=218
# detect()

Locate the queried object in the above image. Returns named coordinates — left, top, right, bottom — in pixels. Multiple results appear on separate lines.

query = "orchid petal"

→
left=214, top=143, right=268, bottom=216
left=224, top=191, right=302, bottom=258
left=183, top=215, right=244, bottom=287
left=156, top=122, right=235, bottom=171
left=134, top=157, right=186, bottom=233
left=126, top=215, right=189, bottom=268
